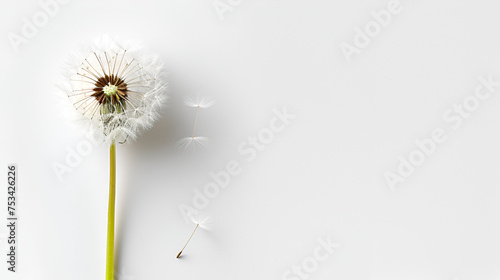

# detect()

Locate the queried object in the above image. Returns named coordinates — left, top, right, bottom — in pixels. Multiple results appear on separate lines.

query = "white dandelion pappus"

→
left=188, top=211, right=214, bottom=230
left=183, top=96, right=215, bottom=108
left=176, top=136, right=209, bottom=150
left=58, top=35, right=168, bottom=144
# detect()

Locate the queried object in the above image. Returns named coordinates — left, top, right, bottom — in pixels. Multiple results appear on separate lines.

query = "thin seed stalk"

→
left=192, top=106, right=200, bottom=138
left=177, top=224, right=200, bottom=258
left=106, top=142, right=116, bottom=280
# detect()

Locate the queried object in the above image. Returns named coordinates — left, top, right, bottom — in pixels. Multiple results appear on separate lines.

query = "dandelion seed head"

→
left=57, top=35, right=168, bottom=144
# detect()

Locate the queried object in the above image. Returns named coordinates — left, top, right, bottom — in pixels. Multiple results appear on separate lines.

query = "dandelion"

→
left=58, top=35, right=167, bottom=280
left=177, top=96, right=214, bottom=150
left=176, top=212, right=213, bottom=258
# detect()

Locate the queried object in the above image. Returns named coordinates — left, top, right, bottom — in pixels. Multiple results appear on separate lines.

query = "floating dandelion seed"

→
left=177, top=96, right=214, bottom=150
left=176, top=212, right=213, bottom=258
left=183, top=96, right=216, bottom=108
left=58, top=35, right=167, bottom=280
left=177, top=136, right=209, bottom=150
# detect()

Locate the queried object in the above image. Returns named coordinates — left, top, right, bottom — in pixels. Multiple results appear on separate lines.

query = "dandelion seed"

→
left=176, top=212, right=213, bottom=258
left=178, top=96, right=214, bottom=150
left=183, top=96, right=215, bottom=108
left=176, top=136, right=209, bottom=150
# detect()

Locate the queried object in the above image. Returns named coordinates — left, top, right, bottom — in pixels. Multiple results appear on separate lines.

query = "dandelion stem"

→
left=106, top=142, right=116, bottom=280
left=176, top=224, right=199, bottom=258
left=192, top=106, right=200, bottom=138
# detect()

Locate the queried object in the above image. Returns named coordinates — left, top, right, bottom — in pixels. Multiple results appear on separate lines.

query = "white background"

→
left=1, top=0, right=500, bottom=279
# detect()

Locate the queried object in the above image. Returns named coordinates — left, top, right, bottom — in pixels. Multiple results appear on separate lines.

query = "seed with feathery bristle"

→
left=176, top=212, right=213, bottom=258
left=177, top=96, right=215, bottom=150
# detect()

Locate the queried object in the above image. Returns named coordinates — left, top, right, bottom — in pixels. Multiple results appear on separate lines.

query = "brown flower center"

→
left=91, top=74, right=128, bottom=106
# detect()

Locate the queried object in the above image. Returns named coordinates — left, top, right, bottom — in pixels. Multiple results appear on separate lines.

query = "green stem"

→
left=106, top=143, right=116, bottom=280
